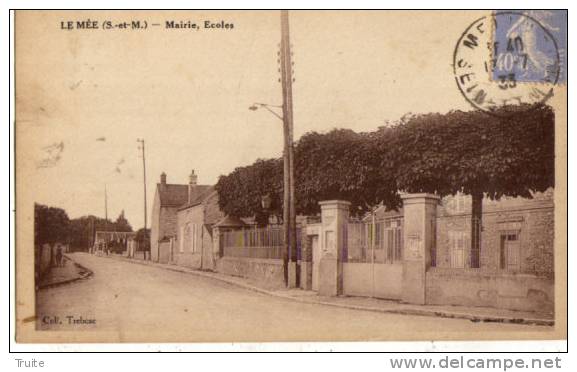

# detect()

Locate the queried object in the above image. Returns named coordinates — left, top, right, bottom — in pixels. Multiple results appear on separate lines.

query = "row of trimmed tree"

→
left=217, top=104, right=554, bottom=218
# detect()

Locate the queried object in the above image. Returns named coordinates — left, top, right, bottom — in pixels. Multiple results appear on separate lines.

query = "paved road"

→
left=36, top=253, right=546, bottom=342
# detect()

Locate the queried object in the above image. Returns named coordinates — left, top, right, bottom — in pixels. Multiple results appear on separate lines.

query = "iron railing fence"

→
left=346, top=218, right=403, bottom=264
left=221, top=225, right=302, bottom=260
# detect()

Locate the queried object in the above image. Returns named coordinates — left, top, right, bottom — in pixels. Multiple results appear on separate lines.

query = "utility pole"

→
left=248, top=11, right=298, bottom=287
left=137, top=139, right=148, bottom=259
left=280, top=10, right=298, bottom=287
left=104, top=185, right=108, bottom=228
left=104, top=184, right=108, bottom=254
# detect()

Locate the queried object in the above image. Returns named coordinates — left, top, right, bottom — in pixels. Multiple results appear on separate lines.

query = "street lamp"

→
left=261, top=194, right=272, bottom=211
left=248, top=102, right=284, bottom=121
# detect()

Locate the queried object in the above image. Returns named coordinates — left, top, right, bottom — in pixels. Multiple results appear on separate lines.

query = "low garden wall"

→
left=425, top=267, right=554, bottom=313
left=173, top=252, right=201, bottom=269
left=215, top=257, right=285, bottom=289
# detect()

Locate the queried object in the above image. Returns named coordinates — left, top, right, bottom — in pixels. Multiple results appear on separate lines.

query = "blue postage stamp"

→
left=492, top=10, right=567, bottom=84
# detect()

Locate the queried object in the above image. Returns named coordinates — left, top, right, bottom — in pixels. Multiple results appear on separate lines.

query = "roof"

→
left=361, top=205, right=403, bottom=222
left=177, top=186, right=214, bottom=210
left=214, top=215, right=246, bottom=228
left=156, top=184, right=212, bottom=208
left=156, top=184, right=189, bottom=207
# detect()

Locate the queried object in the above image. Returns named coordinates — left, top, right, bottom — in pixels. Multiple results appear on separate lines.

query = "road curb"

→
left=106, top=255, right=554, bottom=327
left=38, top=255, right=94, bottom=290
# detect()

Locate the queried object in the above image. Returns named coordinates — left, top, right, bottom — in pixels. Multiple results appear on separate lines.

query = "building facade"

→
left=434, top=189, right=554, bottom=276
left=150, top=170, right=212, bottom=263
left=150, top=170, right=223, bottom=267
left=175, top=190, right=223, bottom=270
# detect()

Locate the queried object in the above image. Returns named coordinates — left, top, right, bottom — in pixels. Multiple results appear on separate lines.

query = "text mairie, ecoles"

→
left=165, top=20, right=234, bottom=29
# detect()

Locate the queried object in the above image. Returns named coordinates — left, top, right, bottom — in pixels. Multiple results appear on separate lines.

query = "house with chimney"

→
left=174, top=184, right=225, bottom=270
left=150, top=170, right=214, bottom=264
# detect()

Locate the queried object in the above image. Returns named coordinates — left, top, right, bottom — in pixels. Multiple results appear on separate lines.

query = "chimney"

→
left=188, top=170, right=197, bottom=204
left=160, top=172, right=167, bottom=186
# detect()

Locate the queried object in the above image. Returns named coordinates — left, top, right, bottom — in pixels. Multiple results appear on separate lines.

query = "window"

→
left=179, top=226, right=184, bottom=253
left=500, top=231, right=520, bottom=271
left=449, top=230, right=468, bottom=268
left=457, top=196, right=465, bottom=212
left=445, top=194, right=468, bottom=214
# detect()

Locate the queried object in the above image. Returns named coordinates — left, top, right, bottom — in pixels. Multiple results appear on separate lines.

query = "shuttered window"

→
left=500, top=231, right=521, bottom=271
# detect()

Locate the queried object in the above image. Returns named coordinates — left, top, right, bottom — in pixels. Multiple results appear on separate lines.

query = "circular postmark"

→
left=453, top=11, right=560, bottom=115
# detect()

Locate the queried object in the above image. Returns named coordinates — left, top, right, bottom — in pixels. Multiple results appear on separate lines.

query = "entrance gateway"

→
left=309, top=195, right=439, bottom=305
left=343, top=218, right=403, bottom=299
left=308, top=200, right=404, bottom=300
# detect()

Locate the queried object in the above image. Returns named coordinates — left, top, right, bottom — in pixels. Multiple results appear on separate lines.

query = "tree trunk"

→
left=470, top=191, right=483, bottom=268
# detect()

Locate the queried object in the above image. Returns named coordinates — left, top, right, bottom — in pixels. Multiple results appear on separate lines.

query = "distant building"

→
left=150, top=170, right=221, bottom=266
left=93, top=231, right=136, bottom=255
left=175, top=185, right=224, bottom=270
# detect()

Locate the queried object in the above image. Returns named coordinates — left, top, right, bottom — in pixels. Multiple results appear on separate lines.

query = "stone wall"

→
left=426, top=268, right=554, bottom=313
left=435, top=190, right=554, bottom=275
left=216, top=257, right=285, bottom=289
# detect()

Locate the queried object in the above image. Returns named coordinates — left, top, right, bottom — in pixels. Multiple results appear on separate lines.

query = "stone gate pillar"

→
left=298, top=221, right=313, bottom=291
left=318, top=200, right=350, bottom=296
left=400, top=193, right=439, bottom=304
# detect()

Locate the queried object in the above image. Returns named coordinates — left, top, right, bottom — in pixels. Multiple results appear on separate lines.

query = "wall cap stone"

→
left=318, top=200, right=351, bottom=208
left=219, top=256, right=284, bottom=265
left=400, top=193, right=441, bottom=202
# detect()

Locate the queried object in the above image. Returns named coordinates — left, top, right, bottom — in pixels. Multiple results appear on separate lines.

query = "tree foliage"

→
left=294, top=129, right=398, bottom=215
left=215, top=158, right=283, bottom=220
left=114, top=211, right=133, bottom=232
left=388, top=104, right=555, bottom=199
left=67, top=212, right=133, bottom=250
left=36, top=206, right=135, bottom=251
left=134, top=227, right=150, bottom=248
left=34, top=203, right=70, bottom=247
left=215, top=104, right=555, bottom=219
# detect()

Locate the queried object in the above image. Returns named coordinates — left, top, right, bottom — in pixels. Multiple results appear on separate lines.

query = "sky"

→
left=16, top=10, right=502, bottom=229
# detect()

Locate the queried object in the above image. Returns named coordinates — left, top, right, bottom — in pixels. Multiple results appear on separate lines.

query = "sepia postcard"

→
left=14, top=10, right=567, bottom=344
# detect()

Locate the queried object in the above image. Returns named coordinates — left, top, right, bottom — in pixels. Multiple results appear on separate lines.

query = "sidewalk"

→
left=106, top=255, right=554, bottom=326
left=38, top=255, right=93, bottom=289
